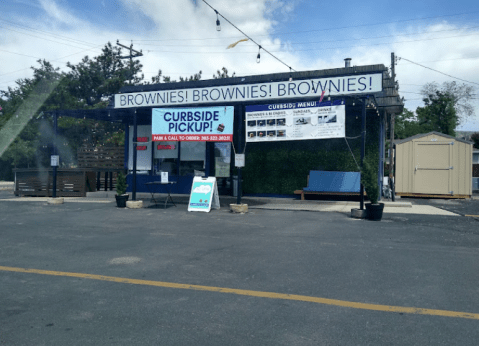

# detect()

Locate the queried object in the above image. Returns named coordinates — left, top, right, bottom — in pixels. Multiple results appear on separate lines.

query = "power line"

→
left=0, top=44, right=104, bottom=85
left=398, top=56, right=479, bottom=65
left=0, top=19, right=98, bottom=47
left=142, top=32, right=479, bottom=54
left=1, top=26, right=99, bottom=50
left=136, top=25, right=479, bottom=48
left=398, top=57, right=479, bottom=86
left=128, top=10, right=479, bottom=42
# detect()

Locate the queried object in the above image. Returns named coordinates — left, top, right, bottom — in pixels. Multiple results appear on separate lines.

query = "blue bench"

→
left=294, top=171, right=361, bottom=200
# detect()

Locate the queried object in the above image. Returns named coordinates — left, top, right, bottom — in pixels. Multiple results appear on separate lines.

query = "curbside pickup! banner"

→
left=152, top=106, right=234, bottom=142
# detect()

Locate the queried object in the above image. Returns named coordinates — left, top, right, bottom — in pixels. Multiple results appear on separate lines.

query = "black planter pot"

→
left=115, top=194, right=129, bottom=208
left=365, top=203, right=385, bottom=221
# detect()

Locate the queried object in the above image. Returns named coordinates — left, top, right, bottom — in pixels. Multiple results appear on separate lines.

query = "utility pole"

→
left=116, top=40, right=143, bottom=85
left=389, top=52, right=396, bottom=201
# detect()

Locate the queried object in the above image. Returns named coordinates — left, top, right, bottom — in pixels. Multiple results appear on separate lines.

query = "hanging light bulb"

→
left=256, top=45, right=262, bottom=63
left=289, top=67, right=293, bottom=81
left=215, top=10, right=221, bottom=31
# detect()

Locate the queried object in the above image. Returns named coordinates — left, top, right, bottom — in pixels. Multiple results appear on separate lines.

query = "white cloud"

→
left=1, top=1, right=478, bottom=130
left=38, top=0, right=84, bottom=26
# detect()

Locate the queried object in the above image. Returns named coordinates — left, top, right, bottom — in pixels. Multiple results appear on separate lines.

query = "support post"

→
left=390, top=52, right=397, bottom=202
left=52, top=111, right=58, bottom=198
left=132, top=110, right=137, bottom=201
left=389, top=113, right=395, bottom=201
left=360, top=97, right=367, bottom=210
left=236, top=107, right=244, bottom=205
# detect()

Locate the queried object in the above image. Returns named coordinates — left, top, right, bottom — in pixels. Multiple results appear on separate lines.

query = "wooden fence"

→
left=78, top=146, right=124, bottom=169
left=14, top=169, right=91, bottom=197
left=77, top=146, right=124, bottom=191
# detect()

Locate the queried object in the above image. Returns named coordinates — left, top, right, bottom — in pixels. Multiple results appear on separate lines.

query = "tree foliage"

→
left=213, top=67, right=235, bottom=79
left=394, top=81, right=475, bottom=139
left=416, top=90, right=458, bottom=136
left=471, top=132, right=479, bottom=149
left=0, top=42, right=234, bottom=180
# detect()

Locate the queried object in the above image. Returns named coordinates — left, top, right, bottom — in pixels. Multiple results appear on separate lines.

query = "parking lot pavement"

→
left=1, top=197, right=479, bottom=345
left=400, top=196, right=479, bottom=218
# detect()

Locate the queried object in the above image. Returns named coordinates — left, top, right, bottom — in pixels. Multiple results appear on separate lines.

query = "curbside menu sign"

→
left=152, top=106, right=234, bottom=142
left=245, top=100, right=345, bottom=142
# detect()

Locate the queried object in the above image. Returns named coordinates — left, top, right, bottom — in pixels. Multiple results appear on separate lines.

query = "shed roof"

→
left=394, top=131, right=473, bottom=146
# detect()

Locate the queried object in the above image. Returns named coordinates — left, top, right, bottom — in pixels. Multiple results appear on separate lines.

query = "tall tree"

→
left=394, top=108, right=424, bottom=139
left=416, top=90, right=458, bottom=136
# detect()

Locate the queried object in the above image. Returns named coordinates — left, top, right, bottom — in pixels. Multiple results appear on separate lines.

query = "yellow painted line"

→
left=465, top=215, right=479, bottom=217
left=1, top=265, right=478, bottom=320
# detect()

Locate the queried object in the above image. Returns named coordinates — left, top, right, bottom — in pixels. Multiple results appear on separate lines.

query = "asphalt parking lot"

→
left=1, top=191, right=479, bottom=345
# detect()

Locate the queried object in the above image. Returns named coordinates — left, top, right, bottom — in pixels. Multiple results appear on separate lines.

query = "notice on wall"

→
left=214, top=143, right=231, bottom=178
left=152, top=106, right=234, bottom=142
left=188, top=177, right=220, bottom=212
left=245, top=100, right=345, bottom=142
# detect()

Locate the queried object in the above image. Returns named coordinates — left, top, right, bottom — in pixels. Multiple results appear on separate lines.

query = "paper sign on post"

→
left=235, top=154, right=245, bottom=168
left=188, top=177, right=220, bottom=212
left=51, top=155, right=59, bottom=167
left=161, top=172, right=168, bottom=183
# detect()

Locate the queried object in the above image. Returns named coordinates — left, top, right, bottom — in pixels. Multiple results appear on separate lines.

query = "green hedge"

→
left=242, top=113, right=380, bottom=195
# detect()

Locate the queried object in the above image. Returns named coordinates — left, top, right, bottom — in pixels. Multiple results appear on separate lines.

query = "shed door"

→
left=413, top=142, right=453, bottom=195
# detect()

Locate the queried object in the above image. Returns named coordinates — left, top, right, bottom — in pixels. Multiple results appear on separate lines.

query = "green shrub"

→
left=116, top=172, right=127, bottom=196
left=361, top=160, right=379, bottom=204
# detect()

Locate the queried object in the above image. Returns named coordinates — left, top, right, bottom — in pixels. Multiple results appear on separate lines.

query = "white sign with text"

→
left=245, top=100, right=346, bottom=142
left=115, top=74, right=382, bottom=108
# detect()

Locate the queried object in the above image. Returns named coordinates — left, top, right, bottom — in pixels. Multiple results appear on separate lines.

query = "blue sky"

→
left=1, top=0, right=479, bottom=130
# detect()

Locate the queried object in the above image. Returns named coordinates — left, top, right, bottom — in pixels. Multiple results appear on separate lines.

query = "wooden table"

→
left=145, top=181, right=177, bottom=208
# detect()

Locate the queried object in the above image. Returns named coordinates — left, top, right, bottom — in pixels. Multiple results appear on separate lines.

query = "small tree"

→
left=116, top=171, right=127, bottom=196
left=361, top=160, right=379, bottom=204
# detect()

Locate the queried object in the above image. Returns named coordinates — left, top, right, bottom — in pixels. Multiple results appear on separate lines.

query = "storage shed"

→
left=394, top=132, right=473, bottom=198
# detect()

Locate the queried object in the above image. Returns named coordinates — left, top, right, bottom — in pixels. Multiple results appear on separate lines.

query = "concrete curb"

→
left=230, top=204, right=248, bottom=213
left=351, top=208, right=367, bottom=219
left=47, top=197, right=64, bottom=205
left=126, top=200, right=143, bottom=209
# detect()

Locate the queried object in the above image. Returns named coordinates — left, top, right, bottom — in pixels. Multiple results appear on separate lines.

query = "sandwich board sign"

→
left=188, top=177, right=220, bottom=212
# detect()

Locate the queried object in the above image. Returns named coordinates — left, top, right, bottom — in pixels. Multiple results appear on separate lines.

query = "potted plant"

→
left=361, top=160, right=384, bottom=221
left=115, top=171, right=129, bottom=208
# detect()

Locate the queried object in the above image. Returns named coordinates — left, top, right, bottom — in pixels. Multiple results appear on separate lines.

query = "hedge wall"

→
left=242, top=111, right=381, bottom=195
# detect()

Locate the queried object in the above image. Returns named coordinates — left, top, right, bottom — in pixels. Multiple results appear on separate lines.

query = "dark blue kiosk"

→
left=54, top=60, right=403, bottom=204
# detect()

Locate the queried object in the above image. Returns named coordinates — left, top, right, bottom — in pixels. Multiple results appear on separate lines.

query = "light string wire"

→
left=201, top=0, right=294, bottom=73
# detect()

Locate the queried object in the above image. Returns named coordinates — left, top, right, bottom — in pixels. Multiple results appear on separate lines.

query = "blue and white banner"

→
left=245, top=100, right=345, bottom=142
left=152, top=106, right=234, bottom=142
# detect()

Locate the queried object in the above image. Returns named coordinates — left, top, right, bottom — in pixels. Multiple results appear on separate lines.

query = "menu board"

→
left=245, top=100, right=345, bottom=142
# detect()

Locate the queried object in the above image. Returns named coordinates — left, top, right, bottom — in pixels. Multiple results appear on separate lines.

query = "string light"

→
left=289, top=67, right=293, bottom=81
left=256, top=46, right=261, bottom=63
left=215, top=10, right=221, bottom=31
left=202, top=0, right=293, bottom=72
